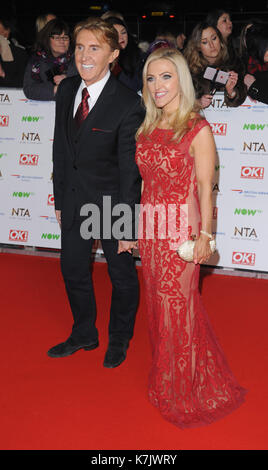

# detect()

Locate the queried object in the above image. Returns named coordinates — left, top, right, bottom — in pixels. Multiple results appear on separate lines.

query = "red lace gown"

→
left=136, top=119, right=247, bottom=429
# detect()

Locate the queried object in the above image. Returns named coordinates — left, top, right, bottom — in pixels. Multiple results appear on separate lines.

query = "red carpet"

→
left=0, top=252, right=267, bottom=450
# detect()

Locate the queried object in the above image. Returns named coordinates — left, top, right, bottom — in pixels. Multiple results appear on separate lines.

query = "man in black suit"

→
left=47, top=17, right=144, bottom=368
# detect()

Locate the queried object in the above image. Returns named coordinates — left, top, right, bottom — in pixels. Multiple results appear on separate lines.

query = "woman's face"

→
left=113, top=24, right=128, bottom=49
left=200, top=27, right=221, bottom=64
left=146, top=58, right=181, bottom=115
left=176, top=33, right=186, bottom=50
left=264, top=49, right=268, bottom=63
left=49, top=31, right=70, bottom=57
left=0, top=21, right=10, bottom=39
left=217, top=13, right=233, bottom=40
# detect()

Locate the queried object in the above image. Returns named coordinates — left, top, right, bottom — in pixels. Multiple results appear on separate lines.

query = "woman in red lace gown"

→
left=135, top=48, right=247, bottom=429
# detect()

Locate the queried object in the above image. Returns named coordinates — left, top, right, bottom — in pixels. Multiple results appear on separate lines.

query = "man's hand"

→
left=55, top=210, right=61, bottom=227
left=117, top=240, right=137, bottom=254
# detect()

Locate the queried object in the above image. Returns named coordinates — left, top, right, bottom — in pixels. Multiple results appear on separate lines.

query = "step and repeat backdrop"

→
left=0, top=88, right=268, bottom=272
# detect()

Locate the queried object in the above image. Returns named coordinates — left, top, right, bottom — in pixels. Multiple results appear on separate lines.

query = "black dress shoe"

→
left=47, top=337, right=99, bottom=358
left=103, top=338, right=129, bottom=368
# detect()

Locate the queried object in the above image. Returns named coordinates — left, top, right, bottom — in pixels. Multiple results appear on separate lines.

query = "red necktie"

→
left=75, top=87, right=89, bottom=127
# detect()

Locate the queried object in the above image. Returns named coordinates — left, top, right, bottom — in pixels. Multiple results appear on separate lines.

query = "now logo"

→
left=41, top=233, right=60, bottom=240
left=22, top=116, right=40, bottom=122
left=234, top=208, right=257, bottom=216
left=13, top=191, right=32, bottom=198
left=243, top=123, right=266, bottom=130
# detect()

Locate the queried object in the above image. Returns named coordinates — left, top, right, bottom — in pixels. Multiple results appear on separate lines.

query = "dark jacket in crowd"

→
left=247, top=70, right=268, bottom=104
left=23, top=51, right=77, bottom=101
left=0, top=40, right=28, bottom=88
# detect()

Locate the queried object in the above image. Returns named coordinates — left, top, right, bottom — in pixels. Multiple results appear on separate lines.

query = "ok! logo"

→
left=47, top=194, right=54, bottom=206
left=0, top=115, right=9, bottom=126
left=241, top=166, right=264, bottom=179
left=9, top=229, right=28, bottom=242
left=19, top=154, right=39, bottom=166
left=232, top=251, right=255, bottom=266
left=209, top=122, right=227, bottom=136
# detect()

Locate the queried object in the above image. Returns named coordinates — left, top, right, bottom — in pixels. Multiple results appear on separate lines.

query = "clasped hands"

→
left=117, top=240, right=138, bottom=255
left=56, top=209, right=137, bottom=254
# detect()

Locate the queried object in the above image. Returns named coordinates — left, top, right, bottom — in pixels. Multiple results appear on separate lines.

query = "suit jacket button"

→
left=73, top=164, right=77, bottom=170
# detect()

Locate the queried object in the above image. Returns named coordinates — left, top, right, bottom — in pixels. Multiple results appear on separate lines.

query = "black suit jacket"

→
left=53, top=74, right=144, bottom=238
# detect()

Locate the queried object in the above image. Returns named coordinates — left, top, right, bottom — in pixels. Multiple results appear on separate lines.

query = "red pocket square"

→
left=92, top=128, right=113, bottom=132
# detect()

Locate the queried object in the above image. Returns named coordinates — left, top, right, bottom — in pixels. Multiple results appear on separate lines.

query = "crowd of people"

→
left=0, top=9, right=267, bottom=105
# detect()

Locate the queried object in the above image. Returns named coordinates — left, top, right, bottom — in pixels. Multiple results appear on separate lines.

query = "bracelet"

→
left=200, top=230, right=213, bottom=240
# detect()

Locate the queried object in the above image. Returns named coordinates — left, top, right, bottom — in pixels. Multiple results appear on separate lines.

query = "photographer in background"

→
left=184, top=22, right=247, bottom=109
left=23, top=19, right=77, bottom=101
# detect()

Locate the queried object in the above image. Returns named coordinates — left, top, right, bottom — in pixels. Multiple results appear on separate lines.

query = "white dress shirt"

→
left=73, top=70, right=111, bottom=117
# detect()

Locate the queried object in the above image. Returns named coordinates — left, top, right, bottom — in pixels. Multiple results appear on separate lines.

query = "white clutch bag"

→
left=177, top=239, right=216, bottom=262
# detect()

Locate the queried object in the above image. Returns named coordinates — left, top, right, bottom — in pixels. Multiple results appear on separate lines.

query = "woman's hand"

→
left=0, top=63, right=5, bottom=78
left=199, top=94, right=213, bottom=108
left=193, top=233, right=212, bottom=264
left=53, top=74, right=67, bottom=86
left=225, top=71, right=238, bottom=97
left=244, top=73, right=256, bottom=90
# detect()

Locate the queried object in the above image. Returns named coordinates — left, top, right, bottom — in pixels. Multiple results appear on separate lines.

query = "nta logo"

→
left=11, top=208, right=30, bottom=217
left=0, top=115, right=9, bottom=126
left=19, top=154, right=39, bottom=165
left=243, top=142, right=266, bottom=152
left=241, top=166, right=264, bottom=179
left=9, top=229, right=28, bottom=242
left=232, top=252, right=255, bottom=266
left=234, top=227, right=257, bottom=238
left=210, top=98, right=228, bottom=109
left=21, top=132, right=40, bottom=142
left=0, top=93, right=10, bottom=103
left=210, top=123, right=227, bottom=135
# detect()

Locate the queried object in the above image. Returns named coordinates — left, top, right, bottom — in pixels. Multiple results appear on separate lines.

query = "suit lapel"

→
left=66, top=76, right=82, bottom=156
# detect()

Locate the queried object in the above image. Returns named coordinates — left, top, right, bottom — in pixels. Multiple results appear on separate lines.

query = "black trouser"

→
left=60, top=218, right=139, bottom=344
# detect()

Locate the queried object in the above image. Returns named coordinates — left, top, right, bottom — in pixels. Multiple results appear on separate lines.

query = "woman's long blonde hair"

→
left=136, top=48, right=201, bottom=142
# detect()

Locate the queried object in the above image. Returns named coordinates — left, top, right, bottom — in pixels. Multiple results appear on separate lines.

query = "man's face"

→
left=75, top=29, right=119, bottom=86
